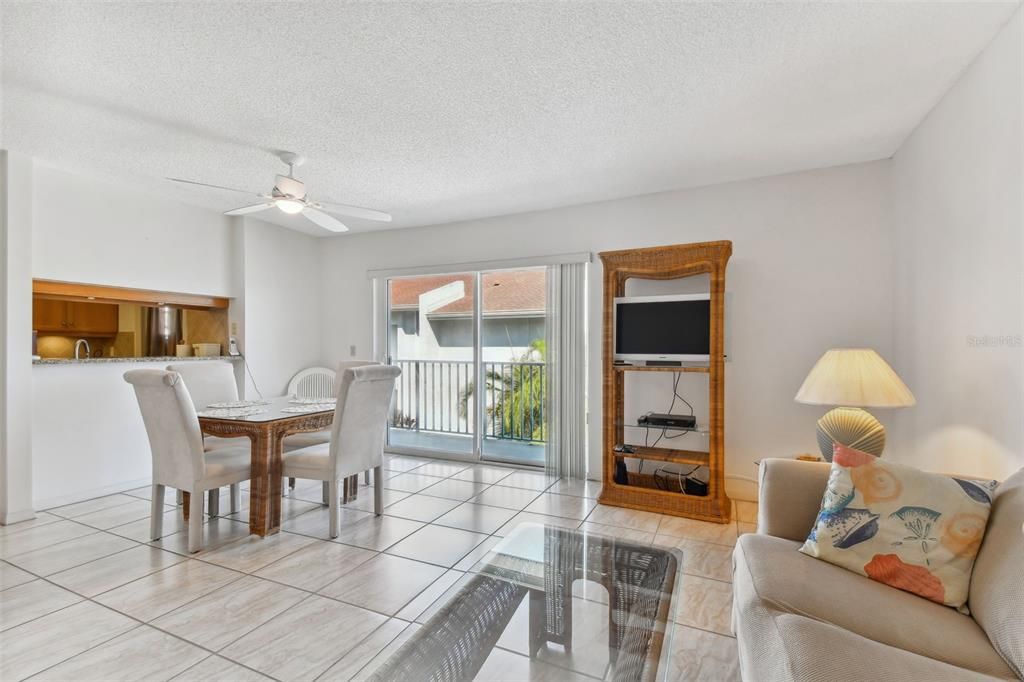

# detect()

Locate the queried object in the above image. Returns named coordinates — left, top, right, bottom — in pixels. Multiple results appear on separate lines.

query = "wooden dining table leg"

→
left=267, top=430, right=285, bottom=531
left=248, top=430, right=275, bottom=537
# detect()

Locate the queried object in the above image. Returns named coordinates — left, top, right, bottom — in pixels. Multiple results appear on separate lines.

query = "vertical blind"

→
left=545, top=262, right=588, bottom=479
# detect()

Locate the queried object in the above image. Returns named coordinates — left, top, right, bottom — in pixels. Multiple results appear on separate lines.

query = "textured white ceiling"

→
left=2, top=1, right=1019, bottom=235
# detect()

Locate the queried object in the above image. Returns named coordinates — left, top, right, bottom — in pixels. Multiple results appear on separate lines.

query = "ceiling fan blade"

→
left=303, top=207, right=349, bottom=233
left=313, top=200, right=392, bottom=223
left=166, top=177, right=259, bottom=195
left=224, top=203, right=273, bottom=216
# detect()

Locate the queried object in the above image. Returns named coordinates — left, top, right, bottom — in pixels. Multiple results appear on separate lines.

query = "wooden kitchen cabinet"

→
left=68, top=302, right=118, bottom=334
left=33, top=299, right=68, bottom=332
left=32, top=298, right=119, bottom=335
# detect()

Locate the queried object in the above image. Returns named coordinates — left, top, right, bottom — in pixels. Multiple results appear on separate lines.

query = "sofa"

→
left=732, top=458, right=1023, bottom=682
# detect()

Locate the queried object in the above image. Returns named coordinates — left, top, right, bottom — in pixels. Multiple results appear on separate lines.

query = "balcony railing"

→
left=391, top=359, right=547, bottom=443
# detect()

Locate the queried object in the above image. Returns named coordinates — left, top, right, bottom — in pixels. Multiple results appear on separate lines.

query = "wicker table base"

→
left=367, top=523, right=680, bottom=682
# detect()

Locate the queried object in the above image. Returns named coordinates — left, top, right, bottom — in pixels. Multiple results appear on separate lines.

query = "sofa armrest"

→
left=757, top=458, right=831, bottom=542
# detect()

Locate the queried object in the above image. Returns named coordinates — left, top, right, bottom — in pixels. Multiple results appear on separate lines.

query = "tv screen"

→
left=615, top=296, right=711, bottom=360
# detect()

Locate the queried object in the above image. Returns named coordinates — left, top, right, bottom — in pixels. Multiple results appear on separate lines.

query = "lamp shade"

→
left=795, top=348, right=915, bottom=408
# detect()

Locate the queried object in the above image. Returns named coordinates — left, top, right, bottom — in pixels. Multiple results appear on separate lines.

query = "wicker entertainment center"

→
left=597, top=240, right=732, bottom=523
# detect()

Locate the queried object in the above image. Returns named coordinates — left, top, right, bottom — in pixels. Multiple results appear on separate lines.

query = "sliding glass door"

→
left=386, top=272, right=476, bottom=457
left=478, top=269, right=546, bottom=465
left=385, top=268, right=547, bottom=466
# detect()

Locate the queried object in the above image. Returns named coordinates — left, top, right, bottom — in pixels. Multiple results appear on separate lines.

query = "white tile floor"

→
left=0, top=455, right=749, bottom=681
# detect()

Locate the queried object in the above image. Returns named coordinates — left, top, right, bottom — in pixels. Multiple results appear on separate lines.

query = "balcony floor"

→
left=387, top=428, right=545, bottom=467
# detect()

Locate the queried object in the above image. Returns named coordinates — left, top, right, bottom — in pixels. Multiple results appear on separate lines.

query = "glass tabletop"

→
left=366, top=522, right=681, bottom=682
left=195, top=395, right=335, bottom=423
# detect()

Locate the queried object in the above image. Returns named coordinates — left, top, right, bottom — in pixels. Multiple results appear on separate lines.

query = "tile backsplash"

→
left=37, top=335, right=118, bottom=359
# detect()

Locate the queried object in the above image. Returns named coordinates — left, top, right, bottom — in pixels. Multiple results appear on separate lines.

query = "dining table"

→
left=195, top=395, right=335, bottom=537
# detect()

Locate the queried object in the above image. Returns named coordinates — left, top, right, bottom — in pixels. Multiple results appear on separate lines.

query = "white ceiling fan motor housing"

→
left=274, top=174, right=306, bottom=200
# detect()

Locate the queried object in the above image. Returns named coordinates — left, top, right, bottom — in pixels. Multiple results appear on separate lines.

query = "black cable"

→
left=653, top=464, right=701, bottom=493
left=238, top=353, right=263, bottom=398
left=671, top=372, right=694, bottom=416
left=646, top=372, right=697, bottom=449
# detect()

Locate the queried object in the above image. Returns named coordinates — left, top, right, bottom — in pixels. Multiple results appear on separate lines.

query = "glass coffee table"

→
left=366, top=523, right=681, bottom=682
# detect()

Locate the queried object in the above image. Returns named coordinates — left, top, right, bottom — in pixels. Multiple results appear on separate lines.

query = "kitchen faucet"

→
left=74, top=339, right=91, bottom=360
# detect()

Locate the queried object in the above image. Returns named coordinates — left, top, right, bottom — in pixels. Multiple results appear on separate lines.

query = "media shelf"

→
left=598, top=241, right=732, bottom=524
left=611, top=446, right=710, bottom=467
left=613, top=364, right=710, bottom=374
left=617, top=422, right=708, bottom=435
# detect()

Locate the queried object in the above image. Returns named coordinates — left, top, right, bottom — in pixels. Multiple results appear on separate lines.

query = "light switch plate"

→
left=349, top=345, right=357, bottom=356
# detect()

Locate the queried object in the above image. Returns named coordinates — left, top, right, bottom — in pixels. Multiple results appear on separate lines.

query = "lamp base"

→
left=816, top=407, right=885, bottom=461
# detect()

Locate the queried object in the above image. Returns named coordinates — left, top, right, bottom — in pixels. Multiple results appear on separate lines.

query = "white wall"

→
left=320, top=161, right=897, bottom=498
left=22, top=166, right=323, bottom=507
left=0, top=151, right=36, bottom=523
left=31, top=361, right=171, bottom=508
left=31, top=163, right=236, bottom=296
left=890, top=10, right=1023, bottom=480
left=239, top=217, right=323, bottom=397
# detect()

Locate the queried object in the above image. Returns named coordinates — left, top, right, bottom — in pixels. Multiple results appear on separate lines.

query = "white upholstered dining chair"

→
left=284, top=361, right=378, bottom=494
left=167, top=361, right=244, bottom=516
left=282, top=364, right=400, bottom=538
left=124, top=369, right=253, bottom=553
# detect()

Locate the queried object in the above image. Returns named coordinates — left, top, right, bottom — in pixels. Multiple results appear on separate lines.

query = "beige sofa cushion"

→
left=756, top=458, right=831, bottom=542
left=767, top=612, right=1004, bottom=682
left=969, top=468, right=1024, bottom=678
left=733, top=533, right=1016, bottom=678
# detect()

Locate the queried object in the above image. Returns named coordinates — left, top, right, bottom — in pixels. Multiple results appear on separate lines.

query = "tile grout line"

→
left=1, top=528, right=138, bottom=575
left=173, top=590, right=321, bottom=680
left=168, top=468, right=527, bottom=680
left=96, top=544, right=415, bottom=666
left=8, top=456, right=741, bottom=679
left=0, top=515, right=62, bottom=540
left=489, top=641, right=609, bottom=681
left=2, top=558, right=254, bottom=681
left=0, top=520, right=105, bottom=561
left=181, top=566, right=435, bottom=680
left=168, top=652, right=280, bottom=682
left=47, top=495, right=154, bottom=520
left=670, top=620, right=738, bottom=640
left=9, top=540, right=156, bottom=592
left=322, top=620, right=414, bottom=682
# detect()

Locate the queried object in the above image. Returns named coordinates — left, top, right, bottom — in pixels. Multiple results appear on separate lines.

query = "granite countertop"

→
left=33, top=355, right=242, bottom=365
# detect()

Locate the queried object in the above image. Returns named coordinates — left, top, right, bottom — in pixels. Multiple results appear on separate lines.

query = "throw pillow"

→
left=799, top=443, right=998, bottom=609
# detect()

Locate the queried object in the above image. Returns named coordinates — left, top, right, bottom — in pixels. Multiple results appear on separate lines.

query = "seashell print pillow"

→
left=799, top=443, right=998, bottom=610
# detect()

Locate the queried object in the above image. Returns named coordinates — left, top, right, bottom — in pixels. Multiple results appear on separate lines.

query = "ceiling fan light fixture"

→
left=275, top=198, right=304, bottom=214
left=167, top=152, right=390, bottom=232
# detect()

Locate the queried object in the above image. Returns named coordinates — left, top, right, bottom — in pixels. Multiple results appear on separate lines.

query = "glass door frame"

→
left=375, top=269, right=546, bottom=468
left=471, top=272, right=485, bottom=460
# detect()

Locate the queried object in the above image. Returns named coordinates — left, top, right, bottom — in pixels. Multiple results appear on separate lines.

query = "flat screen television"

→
left=614, top=294, right=711, bottom=362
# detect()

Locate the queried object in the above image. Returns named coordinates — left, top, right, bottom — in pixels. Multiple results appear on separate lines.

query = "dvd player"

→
left=638, top=413, right=697, bottom=429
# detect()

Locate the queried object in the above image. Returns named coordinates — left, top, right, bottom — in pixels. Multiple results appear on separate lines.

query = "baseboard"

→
left=34, top=477, right=152, bottom=512
left=384, top=447, right=544, bottom=473
left=726, top=475, right=759, bottom=502
left=0, top=508, right=38, bottom=526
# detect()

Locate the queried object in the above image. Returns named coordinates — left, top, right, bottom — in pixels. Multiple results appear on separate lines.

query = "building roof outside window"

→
left=390, top=270, right=546, bottom=317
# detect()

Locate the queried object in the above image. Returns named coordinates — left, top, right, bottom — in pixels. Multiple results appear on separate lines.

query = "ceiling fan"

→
left=167, top=152, right=391, bottom=232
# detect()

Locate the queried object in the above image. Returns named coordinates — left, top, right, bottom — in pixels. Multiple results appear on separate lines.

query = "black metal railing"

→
left=391, top=359, right=547, bottom=443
